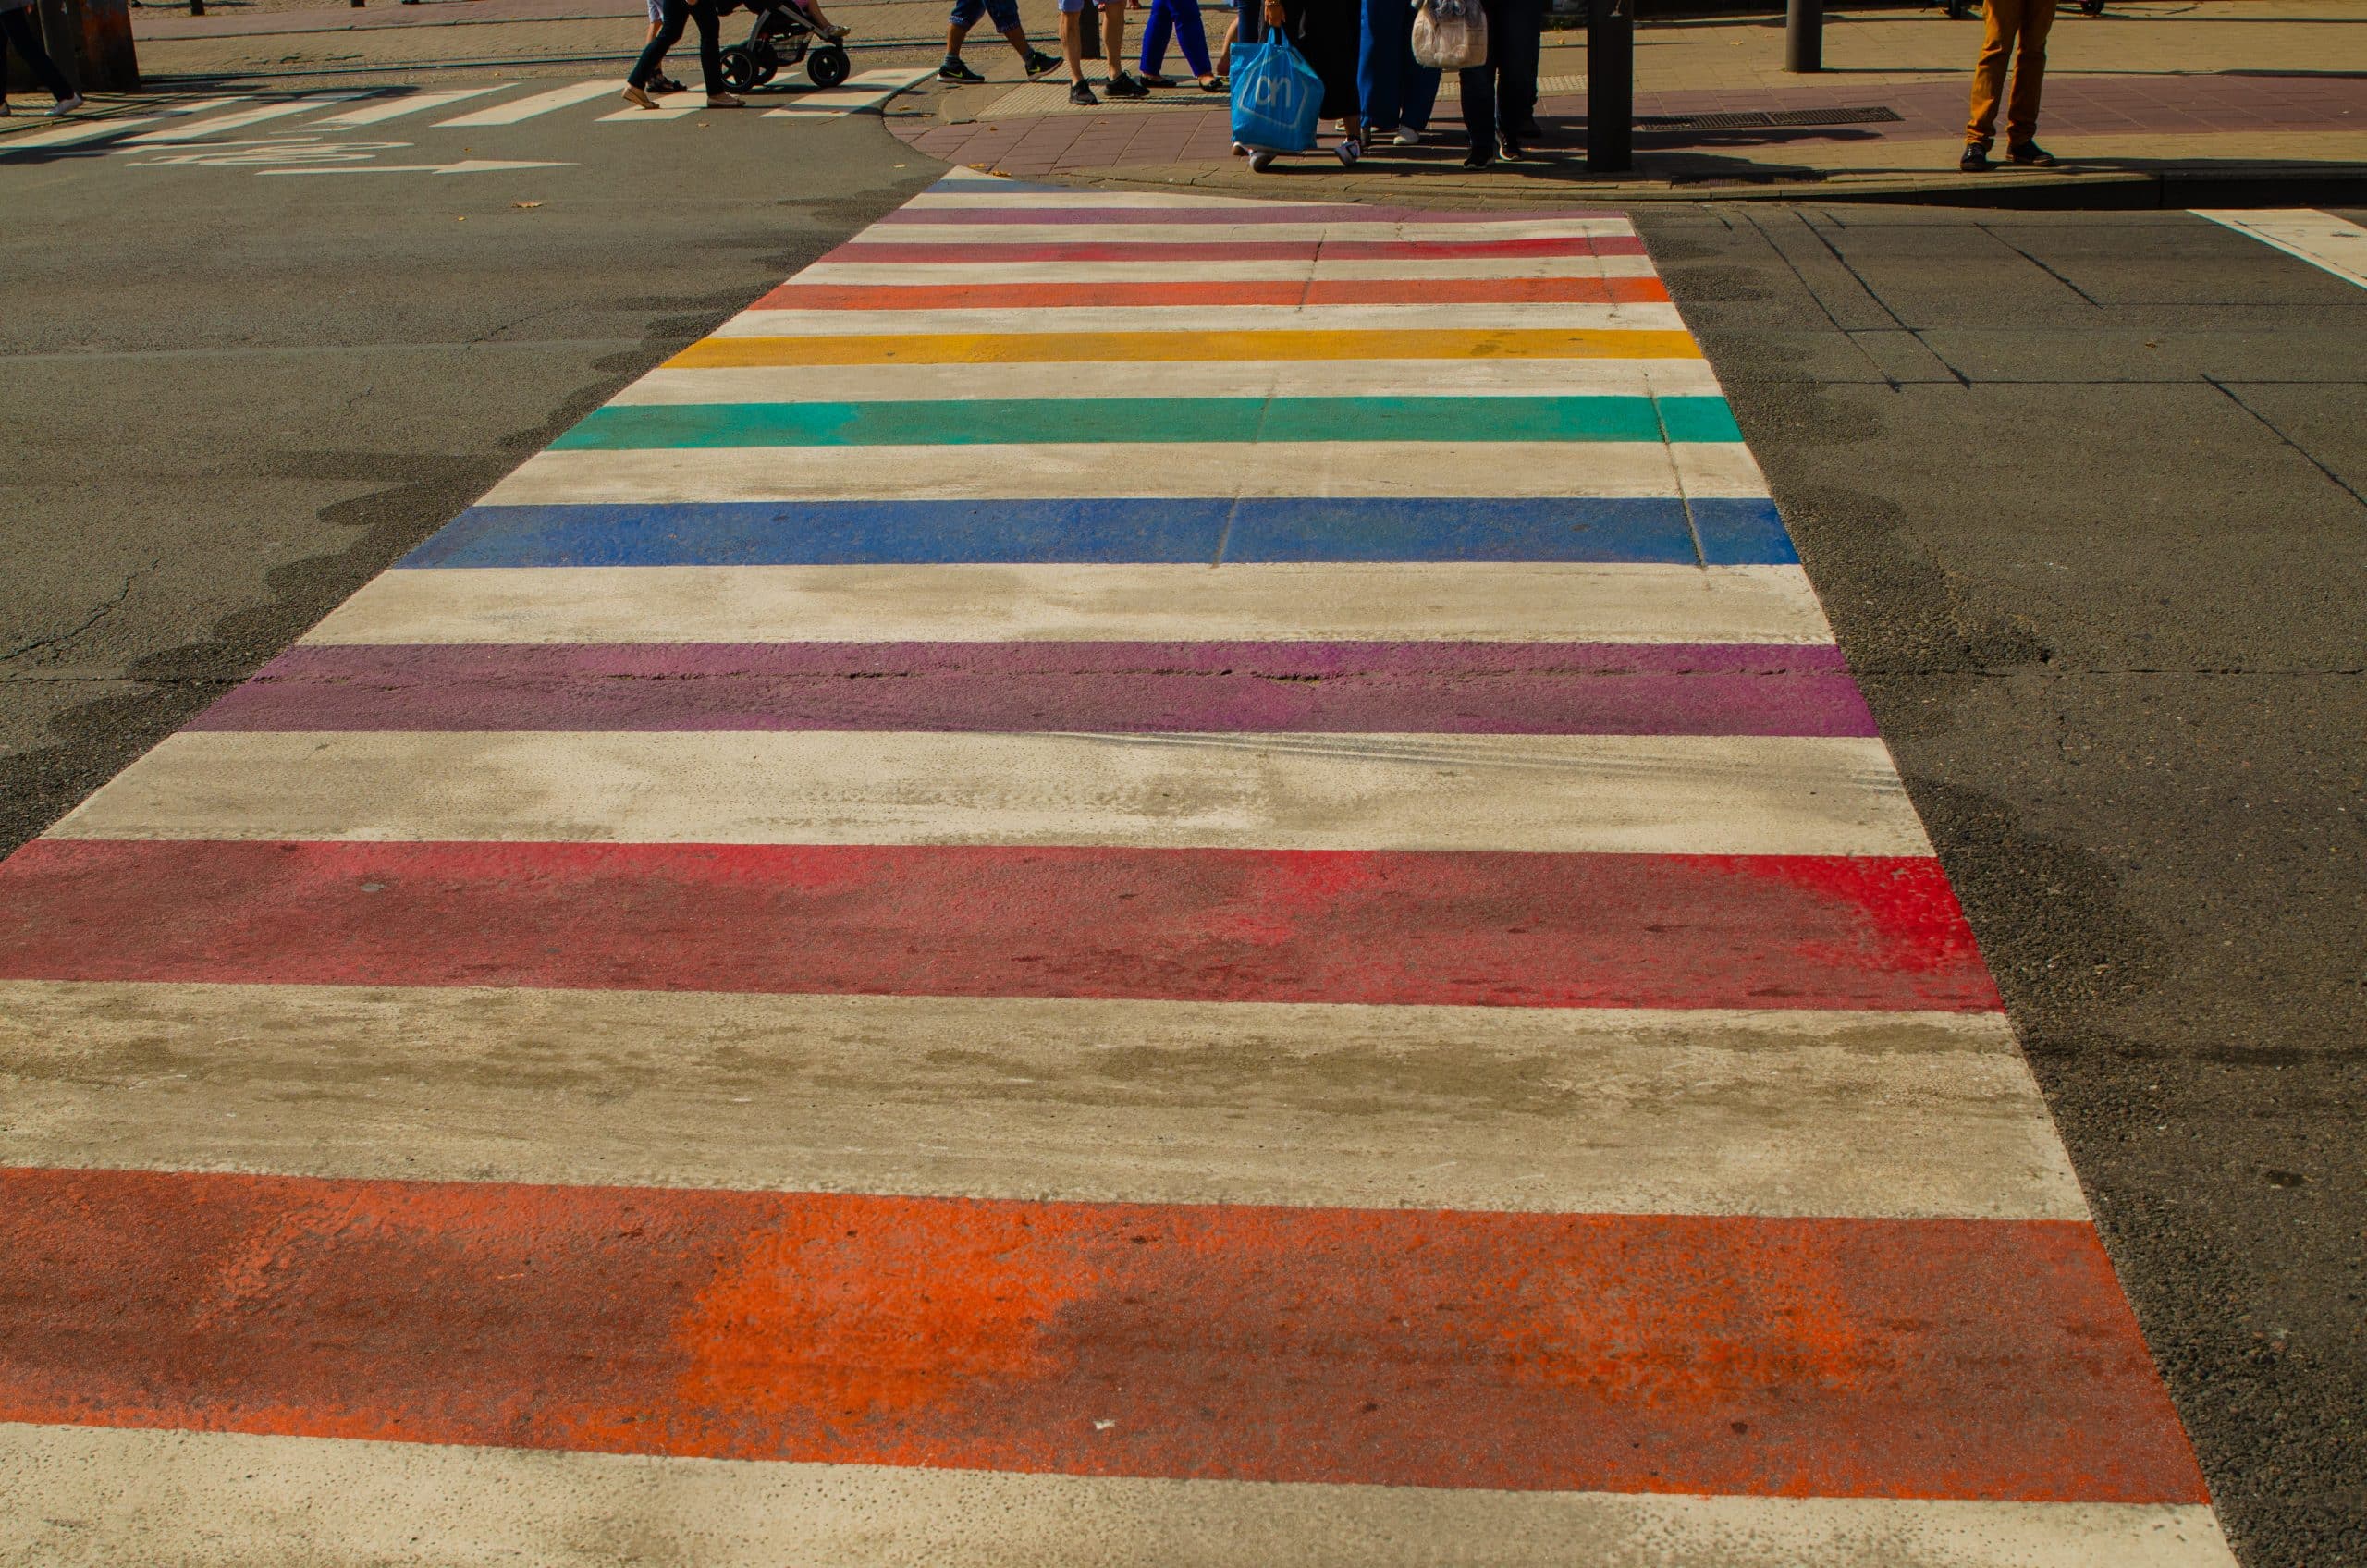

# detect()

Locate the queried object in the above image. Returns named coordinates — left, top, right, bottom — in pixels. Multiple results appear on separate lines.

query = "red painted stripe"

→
left=0, top=841, right=1999, bottom=1011
left=0, top=1167, right=2206, bottom=1501
left=754, top=277, right=1672, bottom=310
left=819, top=237, right=1650, bottom=263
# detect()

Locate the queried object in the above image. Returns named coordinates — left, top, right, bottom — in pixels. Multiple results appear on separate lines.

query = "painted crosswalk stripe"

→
left=670, top=326, right=1702, bottom=365
left=826, top=235, right=1652, bottom=262
left=616, top=357, right=1728, bottom=402
left=301, top=561, right=1838, bottom=645
left=790, top=253, right=1667, bottom=283
left=0, top=985, right=2077, bottom=1218
left=117, top=95, right=361, bottom=142
left=55, top=731, right=1929, bottom=856
left=307, top=85, right=511, bottom=128
left=434, top=80, right=619, bottom=127
left=763, top=67, right=938, bottom=118
left=0, top=98, right=250, bottom=152
left=2194, top=207, right=2367, bottom=289
left=193, top=640, right=1866, bottom=734
left=0, top=1426, right=2242, bottom=1568
left=719, top=301, right=1686, bottom=335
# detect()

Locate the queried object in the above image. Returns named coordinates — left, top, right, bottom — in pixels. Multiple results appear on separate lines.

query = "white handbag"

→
left=1411, top=0, right=1488, bottom=70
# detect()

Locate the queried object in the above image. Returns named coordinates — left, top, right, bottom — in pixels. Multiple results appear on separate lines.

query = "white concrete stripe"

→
left=56, top=732, right=1928, bottom=858
left=305, top=563, right=1837, bottom=646
left=0, top=97, right=248, bottom=152
left=307, top=86, right=511, bottom=129
left=2194, top=207, right=2367, bottom=290
left=483, top=443, right=1758, bottom=506
left=599, top=103, right=707, bottom=121
left=435, top=80, right=619, bottom=127
left=0, top=985, right=2079, bottom=1220
left=791, top=254, right=1665, bottom=282
left=865, top=219, right=1639, bottom=242
left=763, top=67, right=938, bottom=117
left=610, top=359, right=1728, bottom=404
left=0, top=1422, right=2240, bottom=1568
left=714, top=301, right=1686, bottom=334
left=117, top=96, right=360, bottom=142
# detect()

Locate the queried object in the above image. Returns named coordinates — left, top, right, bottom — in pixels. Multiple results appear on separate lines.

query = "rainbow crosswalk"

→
left=0, top=176, right=2240, bottom=1565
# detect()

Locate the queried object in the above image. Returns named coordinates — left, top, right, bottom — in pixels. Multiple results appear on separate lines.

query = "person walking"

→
left=0, top=0, right=83, bottom=118
left=1240, top=0, right=1362, bottom=169
left=621, top=0, right=742, bottom=108
left=637, top=0, right=689, bottom=93
left=1455, top=0, right=1539, bottom=166
left=1358, top=0, right=1438, bottom=147
left=1060, top=0, right=1150, bottom=106
left=1137, top=0, right=1224, bottom=91
left=938, top=0, right=1062, bottom=82
left=1961, top=0, right=2058, bottom=169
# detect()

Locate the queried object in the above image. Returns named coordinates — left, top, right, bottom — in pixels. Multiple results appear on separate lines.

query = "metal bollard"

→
left=1584, top=0, right=1631, bottom=173
left=1785, top=0, right=1821, bottom=71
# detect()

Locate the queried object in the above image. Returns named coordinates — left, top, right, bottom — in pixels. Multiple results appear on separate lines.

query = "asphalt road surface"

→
left=2, top=82, right=2362, bottom=1567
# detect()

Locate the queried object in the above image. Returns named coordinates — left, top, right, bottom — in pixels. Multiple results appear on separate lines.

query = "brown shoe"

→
left=621, top=84, right=660, bottom=109
left=705, top=92, right=746, bottom=107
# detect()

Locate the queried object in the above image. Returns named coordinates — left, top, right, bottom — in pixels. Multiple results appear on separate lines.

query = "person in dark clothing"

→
left=620, top=0, right=742, bottom=109
left=0, top=0, right=82, bottom=117
left=1457, top=0, right=1540, bottom=165
left=1242, top=0, right=1362, bottom=169
left=1357, top=0, right=1439, bottom=145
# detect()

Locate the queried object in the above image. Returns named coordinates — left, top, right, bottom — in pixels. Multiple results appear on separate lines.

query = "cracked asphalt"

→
left=0, top=109, right=2362, bottom=1568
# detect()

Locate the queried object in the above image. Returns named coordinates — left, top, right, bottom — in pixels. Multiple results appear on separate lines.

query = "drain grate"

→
left=1637, top=105, right=1903, bottom=131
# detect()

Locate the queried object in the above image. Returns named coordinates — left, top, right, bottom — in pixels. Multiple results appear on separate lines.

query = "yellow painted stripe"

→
left=669, top=327, right=1705, bottom=368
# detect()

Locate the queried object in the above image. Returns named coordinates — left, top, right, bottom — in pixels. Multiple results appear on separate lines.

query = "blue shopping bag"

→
left=1229, top=31, right=1322, bottom=154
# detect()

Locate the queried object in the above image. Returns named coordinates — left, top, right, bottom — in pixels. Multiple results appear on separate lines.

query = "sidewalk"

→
left=894, top=0, right=2367, bottom=203
left=110, top=0, right=2367, bottom=200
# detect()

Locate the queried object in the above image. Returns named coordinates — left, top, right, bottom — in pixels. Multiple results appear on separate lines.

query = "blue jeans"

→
left=1358, top=0, right=1437, bottom=132
left=1139, top=0, right=1213, bottom=77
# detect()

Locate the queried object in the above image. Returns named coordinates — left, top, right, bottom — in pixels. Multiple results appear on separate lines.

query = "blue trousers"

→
left=1140, top=0, right=1214, bottom=77
left=1358, top=0, right=1438, bottom=133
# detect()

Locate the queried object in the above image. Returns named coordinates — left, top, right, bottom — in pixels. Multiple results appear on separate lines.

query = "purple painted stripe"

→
left=194, top=643, right=1875, bottom=736
left=881, top=206, right=1626, bottom=227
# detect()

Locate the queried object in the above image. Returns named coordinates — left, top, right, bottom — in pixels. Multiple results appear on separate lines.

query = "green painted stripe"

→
left=551, top=396, right=1746, bottom=450
left=1656, top=396, right=1744, bottom=444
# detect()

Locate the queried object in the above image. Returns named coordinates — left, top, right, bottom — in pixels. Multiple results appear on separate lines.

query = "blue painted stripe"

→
left=1692, top=499, right=1798, bottom=566
left=395, top=497, right=1799, bottom=569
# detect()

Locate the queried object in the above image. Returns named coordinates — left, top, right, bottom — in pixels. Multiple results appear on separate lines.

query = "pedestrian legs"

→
left=1140, top=0, right=1212, bottom=78
left=630, top=0, right=724, bottom=93
left=1359, top=0, right=1438, bottom=135
left=1457, top=0, right=1503, bottom=163
left=1966, top=0, right=2055, bottom=151
left=0, top=7, right=78, bottom=104
left=1496, top=0, right=1542, bottom=139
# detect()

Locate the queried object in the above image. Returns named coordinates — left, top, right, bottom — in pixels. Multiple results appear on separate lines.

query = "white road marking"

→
left=434, top=80, right=619, bottom=127
left=259, top=158, right=575, bottom=176
left=2194, top=207, right=2367, bottom=290
left=307, top=86, right=513, bottom=129
left=117, top=96, right=361, bottom=143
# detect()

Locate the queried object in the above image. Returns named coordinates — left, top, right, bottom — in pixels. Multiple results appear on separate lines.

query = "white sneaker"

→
left=1392, top=126, right=1421, bottom=146
left=49, top=93, right=85, bottom=116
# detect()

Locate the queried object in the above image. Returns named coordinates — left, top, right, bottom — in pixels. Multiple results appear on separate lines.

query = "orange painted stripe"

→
left=750, top=277, right=1673, bottom=311
left=0, top=1168, right=2206, bottom=1501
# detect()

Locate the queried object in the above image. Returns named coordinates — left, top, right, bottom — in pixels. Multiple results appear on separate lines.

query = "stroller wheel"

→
left=718, top=45, right=761, bottom=92
left=808, top=43, right=851, bottom=88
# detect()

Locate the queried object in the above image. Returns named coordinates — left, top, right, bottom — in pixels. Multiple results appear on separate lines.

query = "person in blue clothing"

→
left=1138, top=0, right=1226, bottom=91
left=1357, top=0, right=1438, bottom=147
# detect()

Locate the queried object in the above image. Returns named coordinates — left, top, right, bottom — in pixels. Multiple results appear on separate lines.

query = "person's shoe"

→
left=938, top=55, right=987, bottom=82
left=1199, top=76, right=1226, bottom=92
left=1335, top=135, right=1361, bottom=165
left=1461, top=143, right=1495, bottom=169
left=1392, top=126, right=1421, bottom=146
left=1069, top=80, right=1099, bottom=105
left=0, top=100, right=12, bottom=117
left=821, top=21, right=850, bottom=38
left=1499, top=135, right=1524, bottom=160
left=48, top=92, right=83, bottom=116
left=620, top=84, right=660, bottom=109
left=1959, top=142, right=1992, bottom=172
left=1024, top=48, right=1062, bottom=77
left=1138, top=70, right=1175, bottom=87
left=1249, top=148, right=1277, bottom=171
left=705, top=91, right=745, bottom=107
left=2006, top=140, right=2057, bottom=165
left=1104, top=72, right=1149, bottom=98
left=1232, top=139, right=1249, bottom=155
left=650, top=73, right=687, bottom=92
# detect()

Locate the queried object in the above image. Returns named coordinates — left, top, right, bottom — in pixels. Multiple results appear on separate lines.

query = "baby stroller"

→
left=718, top=0, right=852, bottom=91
